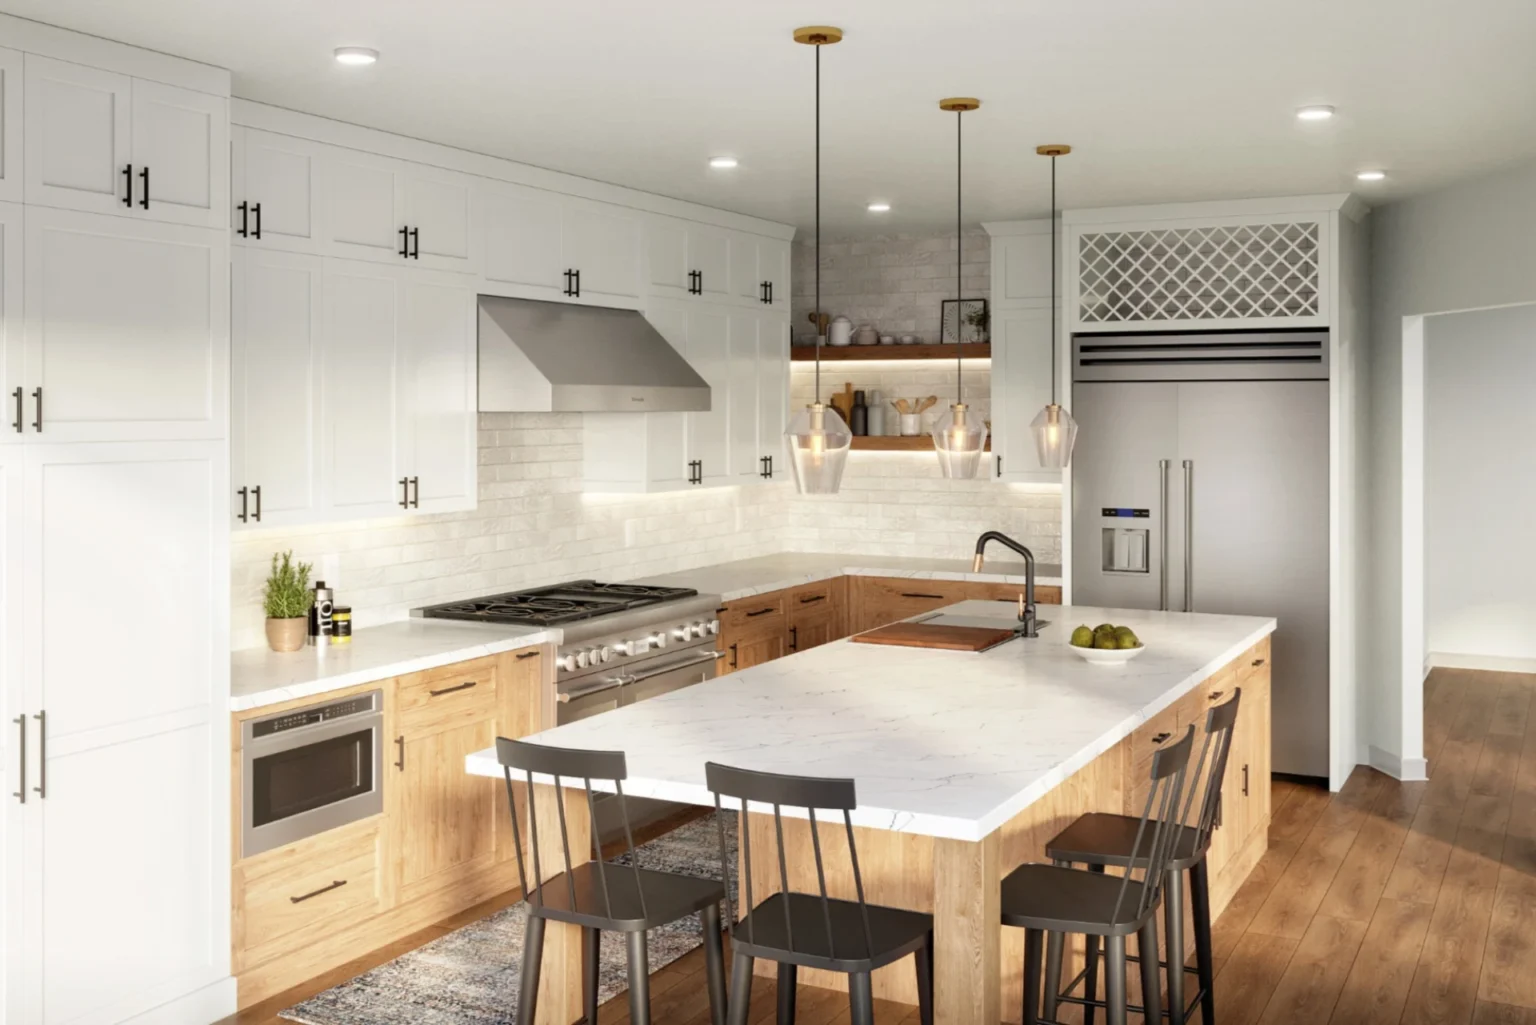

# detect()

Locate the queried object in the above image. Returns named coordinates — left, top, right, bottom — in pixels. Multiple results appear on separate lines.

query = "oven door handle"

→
left=624, top=650, right=724, bottom=685
left=556, top=676, right=630, bottom=704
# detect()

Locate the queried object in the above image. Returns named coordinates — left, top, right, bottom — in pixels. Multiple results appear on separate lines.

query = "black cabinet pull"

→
left=251, top=485, right=262, bottom=523
left=399, top=226, right=410, bottom=259
left=728, top=643, right=738, bottom=669
left=789, top=625, right=799, bottom=651
left=428, top=680, right=478, bottom=697
left=515, top=650, right=540, bottom=660
left=237, top=486, right=249, bottom=523
left=252, top=202, right=262, bottom=239
left=399, top=477, right=410, bottom=509
left=410, top=227, right=420, bottom=260
left=237, top=201, right=249, bottom=238
left=766, top=455, right=773, bottom=477
left=10, top=387, right=21, bottom=434
left=139, top=166, right=149, bottom=209
left=900, top=592, right=945, bottom=600
left=1252, top=658, right=1266, bottom=667
left=767, top=281, right=774, bottom=303
left=30, top=388, right=41, bottom=432
left=11, top=715, right=24, bottom=804
left=1208, top=690, right=1225, bottom=702
left=996, top=455, right=1002, bottom=477
left=1152, top=732, right=1172, bottom=744
left=395, top=735, right=405, bottom=771
left=290, top=879, right=347, bottom=904
left=122, top=164, right=133, bottom=207
left=32, top=711, right=45, bottom=799
left=745, top=607, right=776, bottom=618
left=571, top=268, right=580, bottom=297
left=563, top=269, right=572, bottom=296
left=799, top=594, right=825, bottom=605
left=1242, top=764, right=1250, bottom=796
left=409, top=476, right=420, bottom=508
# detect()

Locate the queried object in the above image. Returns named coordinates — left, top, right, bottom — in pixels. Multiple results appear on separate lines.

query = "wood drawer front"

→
left=721, top=594, right=787, bottom=633
left=1127, top=701, right=1183, bottom=779
left=239, top=819, right=384, bottom=967
left=398, top=656, right=499, bottom=732
left=965, top=581, right=1063, bottom=606
left=855, top=577, right=969, bottom=631
left=1239, top=637, right=1272, bottom=682
left=787, top=581, right=836, bottom=618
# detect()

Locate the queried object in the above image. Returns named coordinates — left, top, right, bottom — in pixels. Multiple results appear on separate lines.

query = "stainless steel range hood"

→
left=478, top=296, right=711, bottom=413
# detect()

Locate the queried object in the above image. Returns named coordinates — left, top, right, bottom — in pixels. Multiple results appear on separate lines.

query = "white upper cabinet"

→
left=691, top=225, right=731, bottom=301
left=727, top=312, right=760, bottom=481
left=24, top=208, right=227, bottom=443
left=645, top=216, right=690, bottom=297
left=396, top=273, right=476, bottom=514
left=0, top=203, right=19, bottom=447
left=758, top=236, right=790, bottom=309
left=729, top=234, right=760, bottom=304
left=399, top=164, right=475, bottom=272
left=989, top=306, right=1059, bottom=484
left=685, top=305, right=731, bottom=486
left=0, top=48, right=22, bottom=203
left=231, top=127, right=323, bottom=252
left=993, top=228, right=1054, bottom=307
left=23, top=56, right=226, bottom=227
left=647, top=215, right=790, bottom=309
left=323, top=150, right=405, bottom=264
left=562, top=197, right=642, bottom=305
left=757, top=315, right=789, bottom=477
left=231, top=248, right=320, bottom=528
left=480, top=180, right=639, bottom=307
left=320, top=258, right=401, bottom=519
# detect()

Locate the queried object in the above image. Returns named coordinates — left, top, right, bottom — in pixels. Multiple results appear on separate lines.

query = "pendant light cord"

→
left=1050, top=154, right=1058, bottom=406
left=955, top=109, right=963, bottom=401
left=813, top=41, right=822, bottom=403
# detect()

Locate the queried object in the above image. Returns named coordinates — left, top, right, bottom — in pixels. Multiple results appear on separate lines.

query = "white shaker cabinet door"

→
left=0, top=203, right=19, bottom=446
left=400, top=165, right=475, bottom=273
left=22, top=56, right=131, bottom=216
left=642, top=301, right=689, bottom=489
left=0, top=447, right=19, bottom=1025
left=727, top=312, right=760, bottom=481
left=728, top=232, right=760, bottom=304
left=757, top=314, right=790, bottom=478
left=479, top=180, right=564, bottom=300
left=758, top=237, right=790, bottom=310
left=129, top=79, right=227, bottom=229
left=563, top=198, right=641, bottom=307
left=990, top=306, right=1059, bottom=484
left=0, top=48, right=21, bottom=203
left=994, top=229, right=1054, bottom=307
left=231, top=127, right=324, bottom=253
left=684, top=306, right=730, bottom=486
left=689, top=225, right=730, bottom=301
left=324, top=150, right=407, bottom=264
left=231, top=249, right=321, bottom=528
left=23, top=209, right=228, bottom=443
left=321, top=259, right=402, bottom=518
left=645, top=215, right=691, bottom=298
left=20, top=441, right=225, bottom=1025
left=397, top=274, right=476, bottom=514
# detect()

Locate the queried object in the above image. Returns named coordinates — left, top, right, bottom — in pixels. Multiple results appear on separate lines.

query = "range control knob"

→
left=672, top=624, right=692, bottom=642
left=574, top=649, right=590, bottom=669
left=649, top=631, right=669, bottom=649
left=557, top=653, right=578, bottom=673
left=597, top=645, right=613, bottom=663
left=705, top=619, right=720, bottom=636
left=617, top=638, right=650, bottom=657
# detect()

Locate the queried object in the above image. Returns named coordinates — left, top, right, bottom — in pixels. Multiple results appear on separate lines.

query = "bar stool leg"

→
left=777, top=964, right=797, bottom=1025
left=915, top=932, right=935, bottom=1025
left=1164, top=867, right=1186, bottom=1023
left=1190, top=859, right=1216, bottom=1025
left=626, top=929, right=652, bottom=1025
left=1137, top=919, right=1163, bottom=1025
left=1043, top=930, right=1064, bottom=1021
left=519, top=914, right=546, bottom=1025
left=581, top=925, right=600, bottom=1024
left=1085, top=935, right=1102, bottom=1025
left=1105, top=935, right=1128, bottom=1025
left=1023, top=928, right=1044, bottom=1025
left=702, top=904, right=727, bottom=1025
left=849, top=972, right=874, bottom=1025
left=727, top=952, right=755, bottom=1025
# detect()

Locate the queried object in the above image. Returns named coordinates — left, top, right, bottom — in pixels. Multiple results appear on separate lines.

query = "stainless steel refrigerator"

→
left=1070, top=331, right=1330, bottom=779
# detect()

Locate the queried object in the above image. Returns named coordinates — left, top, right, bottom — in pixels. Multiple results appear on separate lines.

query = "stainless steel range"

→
left=414, top=580, right=724, bottom=724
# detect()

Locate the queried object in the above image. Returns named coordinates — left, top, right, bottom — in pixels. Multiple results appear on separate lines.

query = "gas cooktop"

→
left=414, top=580, right=700, bottom=627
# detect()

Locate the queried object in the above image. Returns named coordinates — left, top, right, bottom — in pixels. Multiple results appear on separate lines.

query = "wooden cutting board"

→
left=851, top=622, right=1017, bottom=652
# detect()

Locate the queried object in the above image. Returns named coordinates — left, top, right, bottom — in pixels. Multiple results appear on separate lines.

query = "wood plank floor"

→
left=234, top=667, right=1536, bottom=1025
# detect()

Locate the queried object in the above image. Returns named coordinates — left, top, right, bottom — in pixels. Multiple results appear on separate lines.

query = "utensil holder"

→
left=900, top=413, right=921, bottom=436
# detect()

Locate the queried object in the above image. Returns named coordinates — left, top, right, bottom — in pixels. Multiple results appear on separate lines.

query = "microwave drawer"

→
left=238, top=818, right=384, bottom=968
left=397, top=656, right=499, bottom=732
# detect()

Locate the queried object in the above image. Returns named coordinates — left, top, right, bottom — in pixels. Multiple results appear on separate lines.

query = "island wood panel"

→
left=741, top=644, right=1271, bottom=1023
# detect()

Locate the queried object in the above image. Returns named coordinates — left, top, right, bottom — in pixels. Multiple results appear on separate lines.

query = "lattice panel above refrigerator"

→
left=1077, top=221, right=1321, bottom=324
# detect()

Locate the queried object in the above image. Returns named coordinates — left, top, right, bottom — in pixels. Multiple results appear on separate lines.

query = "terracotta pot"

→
left=265, top=617, right=308, bottom=653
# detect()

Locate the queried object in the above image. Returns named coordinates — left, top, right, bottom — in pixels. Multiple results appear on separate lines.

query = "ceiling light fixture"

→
left=1030, top=145, right=1079, bottom=470
left=1356, top=169, right=1387, bottom=182
left=708, top=156, right=739, bottom=170
left=784, top=26, right=852, bottom=495
left=931, top=97, right=988, bottom=479
left=1296, top=104, right=1335, bottom=121
left=867, top=202, right=891, bottom=213
left=333, top=47, right=379, bottom=66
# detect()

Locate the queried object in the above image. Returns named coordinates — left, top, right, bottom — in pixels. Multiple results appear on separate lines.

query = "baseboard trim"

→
left=124, top=975, right=236, bottom=1025
left=1368, top=744, right=1429, bottom=782
left=1427, top=651, right=1536, bottom=674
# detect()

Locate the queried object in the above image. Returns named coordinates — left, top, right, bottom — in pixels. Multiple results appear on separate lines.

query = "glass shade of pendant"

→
left=931, top=402, right=988, bottom=479
left=1031, top=403, right=1079, bottom=469
left=786, top=402, right=853, bottom=494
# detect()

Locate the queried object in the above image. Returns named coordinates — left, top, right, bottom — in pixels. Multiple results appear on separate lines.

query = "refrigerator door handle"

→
left=1159, top=459, right=1171, bottom=611
left=1183, top=459, right=1194, bottom=612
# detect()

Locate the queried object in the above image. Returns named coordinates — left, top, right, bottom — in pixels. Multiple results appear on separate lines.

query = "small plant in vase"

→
left=263, top=550, right=313, bottom=652
left=964, top=305, right=990, bottom=343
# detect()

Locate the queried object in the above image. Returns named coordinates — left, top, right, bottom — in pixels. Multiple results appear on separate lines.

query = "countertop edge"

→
left=716, top=564, right=1066, bottom=603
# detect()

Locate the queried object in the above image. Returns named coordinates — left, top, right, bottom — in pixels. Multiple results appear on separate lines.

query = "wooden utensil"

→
left=893, top=398, right=912, bottom=414
left=916, top=395, right=938, bottom=413
left=829, top=382, right=856, bottom=423
left=806, top=312, right=830, bottom=336
left=851, top=622, right=1017, bottom=652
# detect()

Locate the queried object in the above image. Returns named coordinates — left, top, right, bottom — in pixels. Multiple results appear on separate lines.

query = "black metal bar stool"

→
left=1043, top=689, right=1242, bottom=1025
left=704, top=761, right=935, bottom=1025
left=1002, top=725, right=1197, bottom=1025
left=496, top=737, right=728, bottom=1025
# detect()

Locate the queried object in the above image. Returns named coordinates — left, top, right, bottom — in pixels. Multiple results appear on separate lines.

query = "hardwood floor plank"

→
left=1255, top=913, right=1367, bottom=1025
left=1209, top=844, right=1298, bottom=962
left=1381, top=800, right=1462, bottom=904
left=1401, top=878, right=1497, bottom=1025
left=1328, top=897, right=1434, bottom=1025
left=1209, top=929, right=1300, bottom=1025
left=1475, top=1001, right=1536, bottom=1025
left=1317, top=776, right=1422, bottom=923
left=1480, top=862, right=1536, bottom=1008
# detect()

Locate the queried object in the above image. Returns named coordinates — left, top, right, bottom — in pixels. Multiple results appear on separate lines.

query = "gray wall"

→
left=1369, top=157, right=1536, bottom=770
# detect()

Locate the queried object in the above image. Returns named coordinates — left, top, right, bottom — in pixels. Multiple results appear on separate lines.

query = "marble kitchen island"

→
left=466, top=601, right=1276, bottom=1024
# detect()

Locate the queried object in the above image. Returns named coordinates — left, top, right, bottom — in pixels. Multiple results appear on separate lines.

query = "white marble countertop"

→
left=638, top=553, right=1064, bottom=603
left=230, top=620, right=559, bottom=712
left=466, top=601, right=1274, bottom=842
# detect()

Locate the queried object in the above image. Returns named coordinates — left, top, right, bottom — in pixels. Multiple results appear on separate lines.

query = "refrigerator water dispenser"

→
left=1102, top=526, right=1150, bottom=573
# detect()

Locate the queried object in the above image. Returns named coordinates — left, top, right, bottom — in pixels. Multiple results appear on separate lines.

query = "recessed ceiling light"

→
left=1356, top=170, right=1387, bottom=182
left=334, top=47, right=379, bottom=66
left=709, top=156, right=739, bottom=170
left=867, top=202, right=891, bottom=213
left=1296, top=104, right=1335, bottom=122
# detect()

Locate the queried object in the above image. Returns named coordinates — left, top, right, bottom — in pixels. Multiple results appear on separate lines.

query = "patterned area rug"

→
left=282, top=812, right=735, bottom=1025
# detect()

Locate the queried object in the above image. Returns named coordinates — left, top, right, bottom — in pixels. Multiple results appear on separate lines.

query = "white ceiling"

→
left=7, top=0, right=1536, bottom=235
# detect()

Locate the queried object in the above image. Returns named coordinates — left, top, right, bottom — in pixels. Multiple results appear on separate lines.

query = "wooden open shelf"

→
left=790, top=343, right=991, bottom=362
left=850, top=436, right=991, bottom=452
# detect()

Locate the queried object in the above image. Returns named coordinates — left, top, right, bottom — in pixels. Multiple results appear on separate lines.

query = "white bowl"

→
left=1069, top=643, right=1147, bottom=665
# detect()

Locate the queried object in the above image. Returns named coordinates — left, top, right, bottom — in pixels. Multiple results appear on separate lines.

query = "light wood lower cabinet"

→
left=232, top=644, right=546, bottom=1008
left=849, top=575, right=1063, bottom=635
left=786, top=578, right=846, bottom=653
left=718, top=593, right=786, bottom=673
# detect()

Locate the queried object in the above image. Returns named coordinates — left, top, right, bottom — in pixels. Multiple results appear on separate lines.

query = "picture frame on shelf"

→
left=940, top=298, right=989, bottom=343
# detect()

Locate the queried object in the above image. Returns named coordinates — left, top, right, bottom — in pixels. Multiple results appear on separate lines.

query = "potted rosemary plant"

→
left=263, top=551, right=313, bottom=652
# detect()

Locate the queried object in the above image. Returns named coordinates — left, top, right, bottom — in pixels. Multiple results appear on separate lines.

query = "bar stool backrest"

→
left=704, top=761, right=875, bottom=962
left=495, top=736, right=647, bottom=921
left=1182, top=688, right=1243, bottom=859
left=1114, top=724, right=1196, bottom=925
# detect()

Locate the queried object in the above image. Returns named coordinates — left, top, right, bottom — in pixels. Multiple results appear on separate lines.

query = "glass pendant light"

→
left=931, top=98, right=988, bottom=478
left=1030, top=144, right=1079, bottom=469
left=784, top=26, right=852, bottom=495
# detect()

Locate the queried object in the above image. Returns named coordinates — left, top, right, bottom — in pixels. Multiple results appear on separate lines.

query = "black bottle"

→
left=850, top=390, right=868, bottom=436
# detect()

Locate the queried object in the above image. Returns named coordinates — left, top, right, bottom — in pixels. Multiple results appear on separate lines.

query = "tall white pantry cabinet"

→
left=0, top=17, right=235, bottom=1025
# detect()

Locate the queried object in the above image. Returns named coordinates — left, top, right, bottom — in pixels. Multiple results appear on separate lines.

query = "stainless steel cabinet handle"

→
left=428, top=680, right=477, bottom=697
left=394, top=735, right=405, bottom=771
left=290, top=879, right=347, bottom=904
left=32, top=711, right=45, bottom=799
left=10, top=715, right=24, bottom=804
left=557, top=676, right=629, bottom=702
left=10, top=387, right=21, bottom=434
left=1159, top=459, right=1170, bottom=612
left=1183, top=459, right=1194, bottom=612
